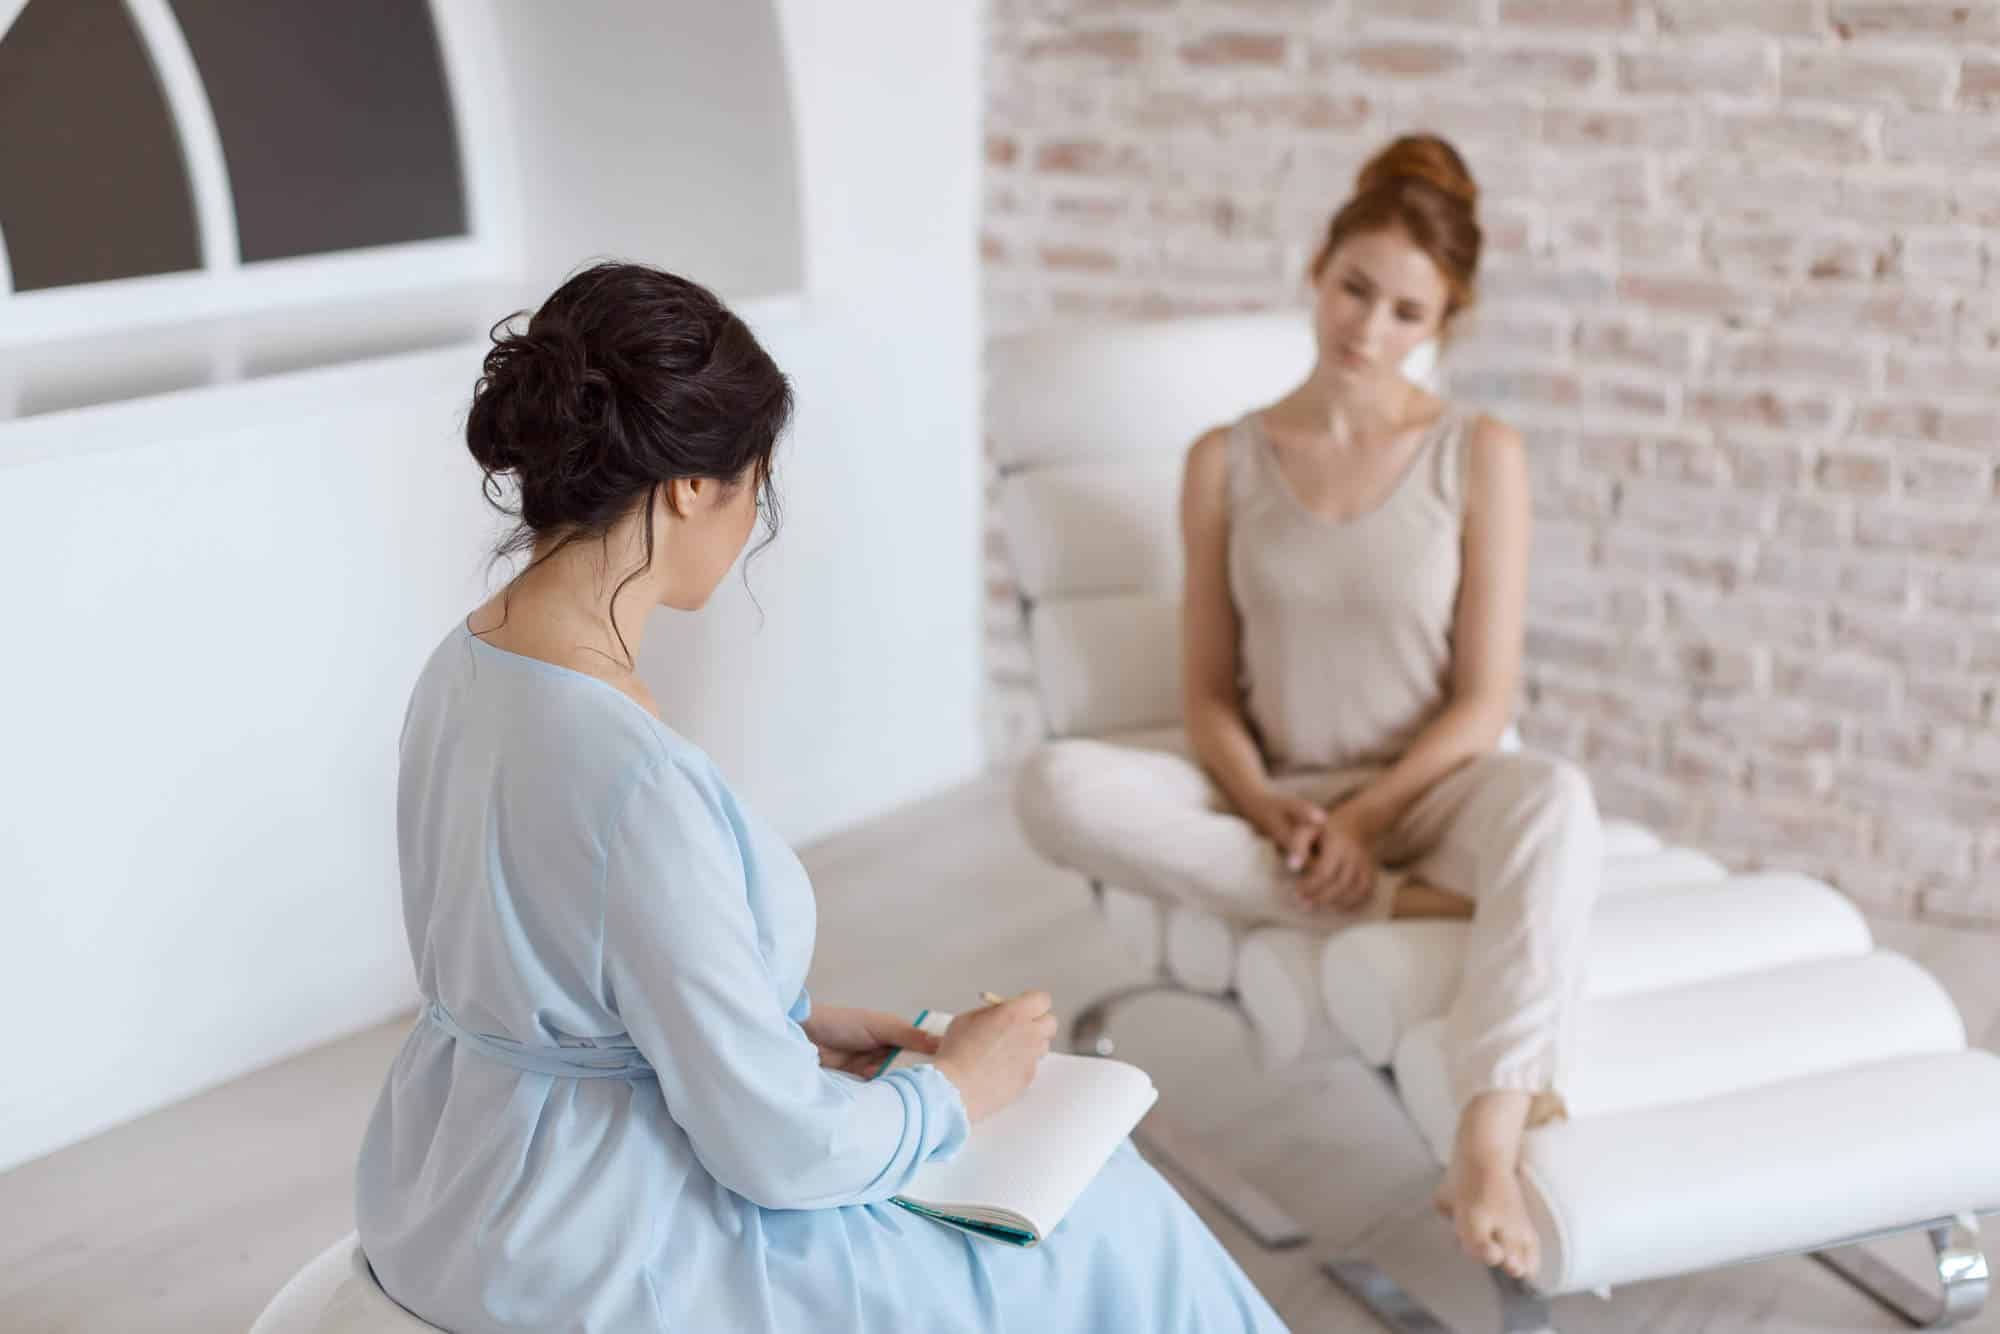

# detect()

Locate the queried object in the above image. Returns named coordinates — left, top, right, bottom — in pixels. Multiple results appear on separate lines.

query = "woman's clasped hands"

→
left=1250, top=791, right=1381, bottom=914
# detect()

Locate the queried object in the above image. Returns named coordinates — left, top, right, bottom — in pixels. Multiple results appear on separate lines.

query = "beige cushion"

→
left=1027, top=595, right=1180, bottom=738
left=988, top=313, right=1320, bottom=470
left=998, top=457, right=1184, bottom=600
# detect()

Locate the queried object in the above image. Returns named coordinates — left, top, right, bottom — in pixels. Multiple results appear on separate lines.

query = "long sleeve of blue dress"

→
left=599, top=755, right=968, bottom=1210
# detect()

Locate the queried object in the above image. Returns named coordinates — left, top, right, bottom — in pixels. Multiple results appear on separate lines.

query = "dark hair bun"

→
left=464, top=262, right=793, bottom=550
left=465, top=318, right=604, bottom=483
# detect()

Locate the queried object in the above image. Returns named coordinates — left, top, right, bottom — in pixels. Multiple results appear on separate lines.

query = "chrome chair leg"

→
left=1322, top=1167, right=1560, bottom=1334
left=1812, top=1218, right=1990, bottom=1328
left=1322, top=1258, right=1555, bottom=1334
left=1322, top=1256, right=1458, bottom=1334
left=1487, top=1270, right=1558, bottom=1334
left=1069, top=981, right=1309, bottom=1250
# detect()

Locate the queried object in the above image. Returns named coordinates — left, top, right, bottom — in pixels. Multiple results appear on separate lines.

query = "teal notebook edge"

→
left=889, top=1197, right=1037, bottom=1247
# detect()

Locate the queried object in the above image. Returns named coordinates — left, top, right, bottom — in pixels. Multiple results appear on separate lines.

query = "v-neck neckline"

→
left=1250, top=404, right=1455, bottom=527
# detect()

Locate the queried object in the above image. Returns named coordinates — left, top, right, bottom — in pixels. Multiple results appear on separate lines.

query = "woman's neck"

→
left=1286, top=365, right=1420, bottom=445
left=476, top=537, right=658, bottom=684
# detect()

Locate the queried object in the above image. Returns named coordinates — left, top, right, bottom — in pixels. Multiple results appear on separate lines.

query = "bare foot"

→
left=1433, top=1148, right=1539, bottom=1279
left=1432, top=1092, right=1541, bottom=1280
left=1390, top=875, right=1475, bottom=921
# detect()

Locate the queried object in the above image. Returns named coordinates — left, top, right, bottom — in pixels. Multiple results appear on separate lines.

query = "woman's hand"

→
left=1296, top=800, right=1380, bottom=913
left=802, top=1006, right=940, bottom=1078
left=1248, top=791, right=1327, bottom=874
left=933, top=991, right=1058, bottom=1123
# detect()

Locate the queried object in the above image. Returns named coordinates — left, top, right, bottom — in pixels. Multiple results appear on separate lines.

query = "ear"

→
left=663, top=477, right=701, bottom=519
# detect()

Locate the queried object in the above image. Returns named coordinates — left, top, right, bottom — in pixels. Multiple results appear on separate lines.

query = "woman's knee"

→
left=1011, top=739, right=1096, bottom=847
left=1011, top=738, right=1192, bottom=846
left=1490, top=751, right=1598, bottom=826
left=1540, top=757, right=1598, bottom=827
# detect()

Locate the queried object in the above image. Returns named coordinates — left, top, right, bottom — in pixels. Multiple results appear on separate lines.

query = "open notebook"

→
left=875, top=1010, right=1158, bottom=1246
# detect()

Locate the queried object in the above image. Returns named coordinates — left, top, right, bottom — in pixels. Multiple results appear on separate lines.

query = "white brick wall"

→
left=981, top=0, right=2000, bottom=927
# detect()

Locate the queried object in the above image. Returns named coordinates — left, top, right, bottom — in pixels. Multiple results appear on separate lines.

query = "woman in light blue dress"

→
left=354, top=262, right=1287, bottom=1333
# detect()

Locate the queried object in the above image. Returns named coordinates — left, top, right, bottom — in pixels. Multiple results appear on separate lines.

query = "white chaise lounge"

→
left=989, top=313, right=2000, bottom=1332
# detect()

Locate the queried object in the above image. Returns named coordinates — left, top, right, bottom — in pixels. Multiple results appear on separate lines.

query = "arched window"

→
left=0, top=0, right=805, bottom=421
left=0, top=0, right=205, bottom=290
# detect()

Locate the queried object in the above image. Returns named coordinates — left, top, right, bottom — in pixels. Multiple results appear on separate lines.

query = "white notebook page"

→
left=888, top=1016, right=1158, bottom=1233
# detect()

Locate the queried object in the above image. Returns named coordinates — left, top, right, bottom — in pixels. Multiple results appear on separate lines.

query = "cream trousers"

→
left=1013, top=737, right=1604, bottom=1117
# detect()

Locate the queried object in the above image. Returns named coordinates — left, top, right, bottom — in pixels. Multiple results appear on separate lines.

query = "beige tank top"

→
left=1226, top=403, right=1472, bottom=774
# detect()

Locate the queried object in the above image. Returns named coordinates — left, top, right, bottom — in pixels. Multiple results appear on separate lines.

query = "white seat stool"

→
left=991, top=314, right=2000, bottom=1330
left=250, top=1233, right=444, bottom=1334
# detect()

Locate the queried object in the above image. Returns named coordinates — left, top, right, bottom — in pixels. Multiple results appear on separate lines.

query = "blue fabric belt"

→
left=425, top=1000, right=656, bottom=1080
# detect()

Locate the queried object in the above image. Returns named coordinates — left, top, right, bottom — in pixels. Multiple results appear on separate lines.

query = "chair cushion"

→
left=250, top=1234, right=444, bottom=1334
left=998, top=457, right=1183, bottom=600
left=1583, top=870, right=1871, bottom=999
left=1392, top=949, right=1967, bottom=1165
left=1027, top=594, right=1180, bottom=737
left=1595, top=845, right=1729, bottom=896
left=1098, top=884, right=1166, bottom=976
left=1520, top=1049, right=2000, bottom=1295
left=1320, top=857, right=1870, bottom=1068
left=1599, top=820, right=1662, bottom=858
left=987, top=313, right=1318, bottom=471
left=1237, top=925, right=1333, bottom=1070
left=1164, top=904, right=1238, bottom=994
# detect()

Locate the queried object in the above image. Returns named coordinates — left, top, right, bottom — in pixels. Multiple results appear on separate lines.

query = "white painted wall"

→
left=0, top=351, right=496, bottom=1175
left=0, top=0, right=982, bottom=1173
left=642, top=0, right=984, bottom=834
left=470, top=0, right=804, bottom=297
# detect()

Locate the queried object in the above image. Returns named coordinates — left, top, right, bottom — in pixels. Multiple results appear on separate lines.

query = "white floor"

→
left=4, top=769, right=1995, bottom=1333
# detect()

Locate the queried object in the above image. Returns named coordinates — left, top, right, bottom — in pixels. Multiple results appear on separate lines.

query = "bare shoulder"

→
left=1182, top=423, right=1235, bottom=490
left=1464, top=410, right=1525, bottom=454
left=1187, top=422, right=1233, bottom=467
left=1463, top=411, right=1527, bottom=483
left=1460, top=411, right=1529, bottom=520
left=1180, top=424, right=1236, bottom=533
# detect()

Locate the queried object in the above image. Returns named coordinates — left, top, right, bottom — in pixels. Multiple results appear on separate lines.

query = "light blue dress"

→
left=356, top=623, right=1288, bottom=1333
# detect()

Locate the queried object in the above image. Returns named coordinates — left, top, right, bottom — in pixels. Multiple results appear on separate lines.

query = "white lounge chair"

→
left=990, top=312, right=2000, bottom=1331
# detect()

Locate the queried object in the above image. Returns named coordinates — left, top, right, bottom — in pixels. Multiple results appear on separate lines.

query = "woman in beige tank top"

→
left=1016, top=135, right=1603, bottom=1282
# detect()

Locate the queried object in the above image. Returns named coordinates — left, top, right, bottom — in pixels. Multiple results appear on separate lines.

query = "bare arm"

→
left=1337, top=415, right=1530, bottom=843
left=1179, top=428, right=1280, bottom=823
